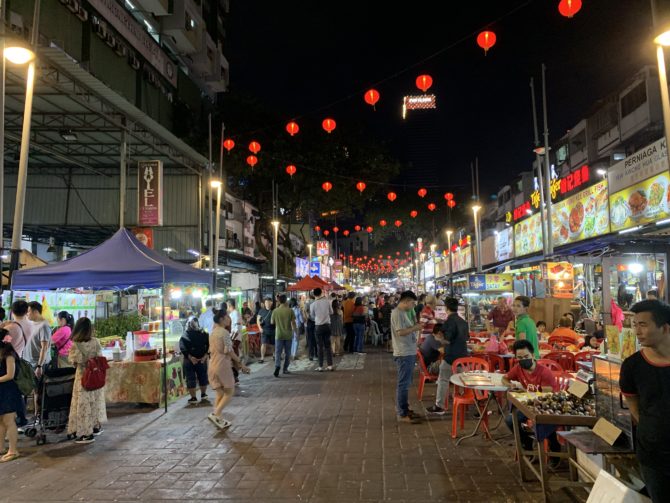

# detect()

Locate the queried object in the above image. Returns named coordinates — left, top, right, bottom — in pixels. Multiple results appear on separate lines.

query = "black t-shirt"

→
left=443, top=313, right=469, bottom=364
left=258, top=308, right=275, bottom=335
left=620, top=350, right=670, bottom=469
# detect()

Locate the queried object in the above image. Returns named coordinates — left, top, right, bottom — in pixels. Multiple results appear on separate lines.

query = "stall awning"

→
left=11, top=229, right=212, bottom=290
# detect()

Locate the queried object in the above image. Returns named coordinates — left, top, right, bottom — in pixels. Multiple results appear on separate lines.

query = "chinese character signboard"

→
left=137, top=160, right=163, bottom=226
left=607, top=138, right=668, bottom=194
left=316, top=241, right=330, bottom=256
left=551, top=179, right=609, bottom=246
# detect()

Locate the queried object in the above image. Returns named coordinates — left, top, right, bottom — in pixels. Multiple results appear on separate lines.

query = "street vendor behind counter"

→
left=486, top=296, right=514, bottom=333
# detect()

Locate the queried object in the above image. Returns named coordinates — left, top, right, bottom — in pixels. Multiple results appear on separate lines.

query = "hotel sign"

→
left=137, top=160, right=163, bottom=226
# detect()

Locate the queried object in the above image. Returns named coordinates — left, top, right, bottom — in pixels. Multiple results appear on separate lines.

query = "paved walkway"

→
left=3, top=349, right=585, bottom=502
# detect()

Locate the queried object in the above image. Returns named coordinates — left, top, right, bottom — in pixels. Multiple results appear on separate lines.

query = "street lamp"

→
left=6, top=38, right=38, bottom=277
left=472, top=204, right=483, bottom=273
left=430, top=243, right=437, bottom=294
left=653, top=24, right=670, bottom=171
left=446, top=230, right=454, bottom=296
left=271, top=220, right=280, bottom=285
left=210, top=180, right=222, bottom=292
left=307, top=243, right=313, bottom=264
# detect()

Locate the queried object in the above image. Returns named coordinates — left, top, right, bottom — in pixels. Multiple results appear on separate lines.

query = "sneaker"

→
left=326, top=366, right=334, bottom=371
left=315, top=367, right=324, bottom=372
left=188, top=397, right=198, bottom=403
left=74, top=435, right=95, bottom=444
left=426, top=405, right=446, bottom=415
left=93, top=427, right=104, bottom=436
left=273, top=367, right=280, bottom=378
left=200, top=393, right=208, bottom=400
left=407, top=409, right=424, bottom=420
left=397, top=415, right=421, bottom=424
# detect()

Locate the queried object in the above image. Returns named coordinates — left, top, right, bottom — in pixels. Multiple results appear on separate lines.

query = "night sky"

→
left=226, top=0, right=654, bottom=199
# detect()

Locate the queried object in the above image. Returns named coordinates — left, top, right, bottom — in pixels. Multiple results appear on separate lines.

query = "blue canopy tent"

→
left=11, top=228, right=212, bottom=411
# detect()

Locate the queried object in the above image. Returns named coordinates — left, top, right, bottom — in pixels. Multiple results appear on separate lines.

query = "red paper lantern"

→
left=396, top=251, right=400, bottom=256
left=417, top=188, right=427, bottom=198
left=246, top=155, right=258, bottom=168
left=354, top=225, right=361, bottom=232
left=364, top=89, right=380, bottom=107
left=410, top=210, right=418, bottom=218
left=322, top=118, right=336, bottom=133
left=387, top=191, right=397, bottom=202
left=222, top=138, right=235, bottom=152
left=322, top=181, right=333, bottom=193
left=558, top=0, right=582, bottom=18
left=428, top=203, right=436, bottom=211
left=444, top=192, right=454, bottom=201
left=477, top=31, right=497, bottom=54
left=343, top=230, right=350, bottom=236
left=315, top=226, right=321, bottom=232
left=405, top=251, right=410, bottom=256
left=249, top=141, right=261, bottom=154
left=366, top=226, right=373, bottom=233
left=379, top=219, right=387, bottom=227
left=333, top=227, right=339, bottom=233
left=324, top=230, right=330, bottom=236
left=394, top=220, right=402, bottom=227
left=286, top=165, right=297, bottom=177
left=416, top=74, right=433, bottom=92
left=286, top=121, right=299, bottom=136
left=447, top=200, right=456, bottom=208
left=356, top=181, right=367, bottom=194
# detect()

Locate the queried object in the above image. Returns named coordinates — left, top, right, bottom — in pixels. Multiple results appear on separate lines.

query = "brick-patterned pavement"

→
left=2, top=350, right=585, bottom=502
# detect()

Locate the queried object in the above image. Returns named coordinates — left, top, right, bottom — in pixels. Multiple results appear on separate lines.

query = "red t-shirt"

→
left=505, top=363, right=557, bottom=392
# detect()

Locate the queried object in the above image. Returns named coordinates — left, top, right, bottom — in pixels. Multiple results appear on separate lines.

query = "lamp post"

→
left=307, top=243, right=313, bottom=265
left=6, top=38, right=37, bottom=278
left=446, top=230, right=454, bottom=296
left=211, top=179, right=222, bottom=292
left=409, top=243, right=415, bottom=287
left=652, top=13, right=670, bottom=170
left=472, top=203, right=483, bottom=273
left=430, top=243, right=437, bottom=294
left=420, top=252, right=426, bottom=293
left=271, top=221, right=280, bottom=286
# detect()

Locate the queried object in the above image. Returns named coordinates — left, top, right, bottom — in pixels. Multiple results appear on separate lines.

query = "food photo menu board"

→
left=608, top=138, right=670, bottom=232
left=514, top=212, right=543, bottom=257
left=551, top=179, right=610, bottom=246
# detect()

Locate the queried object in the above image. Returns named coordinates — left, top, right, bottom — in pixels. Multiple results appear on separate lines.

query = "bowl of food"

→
left=568, top=202, right=585, bottom=239
left=646, top=177, right=668, bottom=217
left=628, top=189, right=648, bottom=219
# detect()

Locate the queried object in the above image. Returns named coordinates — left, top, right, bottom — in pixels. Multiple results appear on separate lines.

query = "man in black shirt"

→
left=620, top=300, right=670, bottom=503
left=256, top=298, right=275, bottom=363
left=427, top=298, right=468, bottom=414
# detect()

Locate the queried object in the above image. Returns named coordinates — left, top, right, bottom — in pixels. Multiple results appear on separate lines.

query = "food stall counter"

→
left=105, top=357, right=186, bottom=406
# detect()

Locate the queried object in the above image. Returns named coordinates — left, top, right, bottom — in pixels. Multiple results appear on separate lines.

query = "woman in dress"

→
left=52, top=311, right=74, bottom=368
left=67, top=318, right=107, bottom=444
left=0, top=330, right=21, bottom=462
left=330, top=298, right=343, bottom=356
left=208, top=311, right=249, bottom=430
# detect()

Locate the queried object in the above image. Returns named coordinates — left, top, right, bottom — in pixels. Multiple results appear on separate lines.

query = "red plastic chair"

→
left=536, top=358, right=565, bottom=375
left=574, top=351, right=596, bottom=363
left=485, top=352, right=506, bottom=373
left=451, top=357, right=490, bottom=438
left=544, top=351, right=576, bottom=372
left=539, top=342, right=554, bottom=351
left=416, top=350, right=439, bottom=400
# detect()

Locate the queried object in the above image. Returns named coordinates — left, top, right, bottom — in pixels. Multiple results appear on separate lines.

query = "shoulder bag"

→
left=77, top=342, right=109, bottom=391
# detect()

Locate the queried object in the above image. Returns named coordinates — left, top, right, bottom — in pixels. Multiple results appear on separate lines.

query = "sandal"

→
left=0, top=452, right=20, bottom=463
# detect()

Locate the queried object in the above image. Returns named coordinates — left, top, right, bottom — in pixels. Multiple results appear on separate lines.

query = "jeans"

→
left=641, top=463, right=670, bottom=503
left=306, top=320, right=317, bottom=359
left=353, top=323, right=365, bottom=352
left=505, top=410, right=561, bottom=451
left=291, top=332, right=299, bottom=358
left=343, top=322, right=355, bottom=352
left=315, top=324, right=333, bottom=367
left=394, top=355, right=416, bottom=416
left=435, top=359, right=453, bottom=408
left=275, top=339, right=291, bottom=371
left=183, top=358, right=209, bottom=388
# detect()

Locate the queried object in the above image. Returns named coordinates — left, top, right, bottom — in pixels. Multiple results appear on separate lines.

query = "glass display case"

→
left=593, top=355, right=634, bottom=449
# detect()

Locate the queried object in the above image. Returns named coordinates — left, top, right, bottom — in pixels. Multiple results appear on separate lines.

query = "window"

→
left=570, top=129, right=587, bottom=153
left=621, top=81, right=647, bottom=118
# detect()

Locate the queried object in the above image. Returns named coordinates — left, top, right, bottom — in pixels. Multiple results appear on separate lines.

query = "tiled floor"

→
left=3, top=349, right=587, bottom=502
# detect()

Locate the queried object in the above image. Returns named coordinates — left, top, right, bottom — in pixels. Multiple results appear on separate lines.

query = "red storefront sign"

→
left=137, top=160, right=163, bottom=226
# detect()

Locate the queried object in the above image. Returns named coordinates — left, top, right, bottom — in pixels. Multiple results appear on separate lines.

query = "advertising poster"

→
left=610, top=172, right=670, bottom=232
left=620, top=328, right=637, bottom=360
left=11, top=291, right=97, bottom=327
left=514, top=213, right=543, bottom=257
left=424, top=259, right=435, bottom=279
left=551, top=179, right=609, bottom=247
left=295, top=257, right=309, bottom=278
left=131, top=227, right=154, bottom=249
left=452, top=247, right=473, bottom=272
left=316, top=241, right=330, bottom=256
left=605, top=325, right=621, bottom=359
left=468, top=274, right=513, bottom=291
left=496, top=227, right=514, bottom=262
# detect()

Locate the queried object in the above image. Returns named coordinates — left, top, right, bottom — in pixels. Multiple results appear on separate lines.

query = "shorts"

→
left=261, top=332, right=275, bottom=345
left=183, top=358, right=209, bottom=388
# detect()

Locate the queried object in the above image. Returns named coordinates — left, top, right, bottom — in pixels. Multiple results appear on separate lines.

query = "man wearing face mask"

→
left=502, top=339, right=561, bottom=466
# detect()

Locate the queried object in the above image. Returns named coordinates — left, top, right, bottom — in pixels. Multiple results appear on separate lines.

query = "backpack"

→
left=9, top=322, right=36, bottom=396
left=77, top=343, right=109, bottom=391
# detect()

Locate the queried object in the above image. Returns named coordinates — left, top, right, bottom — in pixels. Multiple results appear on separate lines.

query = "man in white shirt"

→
left=198, top=300, right=216, bottom=334
left=309, top=288, right=334, bottom=372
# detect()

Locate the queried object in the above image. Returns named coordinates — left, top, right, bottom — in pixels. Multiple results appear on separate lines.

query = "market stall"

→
left=11, top=228, right=211, bottom=410
left=463, top=273, right=514, bottom=331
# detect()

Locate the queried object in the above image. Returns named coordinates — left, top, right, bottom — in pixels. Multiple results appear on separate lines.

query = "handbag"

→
left=77, top=343, right=109, bottom=391
left=9, top=322, right=36, bottom=396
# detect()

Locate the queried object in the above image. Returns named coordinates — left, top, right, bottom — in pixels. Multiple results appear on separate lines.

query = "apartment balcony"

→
left=160, top=0, right=203, bottom=54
